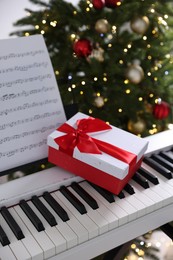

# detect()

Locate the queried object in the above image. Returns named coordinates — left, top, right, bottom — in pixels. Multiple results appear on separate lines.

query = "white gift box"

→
left=47, top=112, right=149, bottom=194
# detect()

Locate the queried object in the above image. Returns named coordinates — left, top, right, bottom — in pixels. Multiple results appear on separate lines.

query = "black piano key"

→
left=31, top=195, right=57, bottom=227
left=151, top=154, right=173, bottom=171
left=159, top=151, right=173, bottom=163
left=43, top=191, right=69, bottom=221
left=19, top=200, right=45, bottom=232
left=117, top=191, right=125, bottom=199
left=88, top=182, right=115, bottom=203
left=143, top=157, right=173, bottom=180
left=137, top=167, right=159, bottom=185
left=124, top=183, right=135, bottom=195
left=132, top=172, right=149, bottom=189
left=71, top=182, right=99, bottom=210
left=0, top=225, right=10, bottom=246
left=60, top=186, right=87, bottom=215
left=1, top=206, right=25, bottom=240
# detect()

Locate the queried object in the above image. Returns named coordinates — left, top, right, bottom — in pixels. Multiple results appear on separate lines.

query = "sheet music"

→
left=0, top=35, right=66, bottom=173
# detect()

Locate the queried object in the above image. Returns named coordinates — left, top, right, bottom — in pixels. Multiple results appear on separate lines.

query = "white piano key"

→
left=54, top=191, right=99, bottom=239
left=68, top=186, right=109, bottom=234
left=79, top=182, right=119, bottom=229
left=8, top=207, right=43, bottom=260
left=81, top=182, right=128, bottom=226
left=142, top=163, right=173, bottom=206
left=0, top=244, right=17, bottom=260
left=128, top=179, right=162, bottom=213
left=14, top=205, right=55, bottom=259
left=142, top=163, right=173, bottom=198
left=114, top=196, right=137, bottom=222
left=0, top=215, right=31, bottom=260
left=40, top=196, right=86, bottom=247
left=27, top=201, right=67, bottom=255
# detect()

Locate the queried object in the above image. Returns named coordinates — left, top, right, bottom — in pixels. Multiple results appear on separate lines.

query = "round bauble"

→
left=73, top=39, right=92, bottom=57
left=105, top=0, right=121, bottom=8
left=128, top=118, right=146, bottom=135
left=130, top=16, right=150, bottom=35
left=126, top=64, right=144, bottom=84
left=92, top=0, right=105, bottom=9
left=93, top=96, right=104, bottom=108
left=95, top=19, right=110, bottom=34
left=153, top=101, right=170, bottom=120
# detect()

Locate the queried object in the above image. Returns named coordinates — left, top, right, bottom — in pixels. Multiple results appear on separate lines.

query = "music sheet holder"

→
left=0, top=35, right=78, bottom=178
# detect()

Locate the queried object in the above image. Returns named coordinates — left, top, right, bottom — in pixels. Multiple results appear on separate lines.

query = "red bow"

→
left=55, top=117, right=137, bottom=168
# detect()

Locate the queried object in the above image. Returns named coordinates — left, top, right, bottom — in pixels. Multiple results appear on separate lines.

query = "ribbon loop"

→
left=55, top=117, right=110, bottom=155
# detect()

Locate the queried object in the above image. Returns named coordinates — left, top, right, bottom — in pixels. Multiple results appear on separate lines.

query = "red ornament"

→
left=73, top=39, right=92, bottom=58
left=105, top=0, right=121, bottom=8
left=92, top=0, right=105, bottom=9
left=153, top=101, right=171, bottom=120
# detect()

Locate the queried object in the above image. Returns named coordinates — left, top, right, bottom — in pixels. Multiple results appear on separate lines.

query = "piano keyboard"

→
left=0, top=129, right=173, bottom=260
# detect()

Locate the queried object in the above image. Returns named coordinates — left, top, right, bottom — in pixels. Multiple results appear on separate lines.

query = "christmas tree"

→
left=11, top=0, right=173, bottom=137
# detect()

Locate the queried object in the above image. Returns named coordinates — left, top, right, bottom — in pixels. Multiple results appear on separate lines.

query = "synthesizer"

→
left=0, top=129, right=173, bottom=260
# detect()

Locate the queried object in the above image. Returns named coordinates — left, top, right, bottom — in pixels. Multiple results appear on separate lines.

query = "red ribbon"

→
left=55, top=117, right=137, bottom=169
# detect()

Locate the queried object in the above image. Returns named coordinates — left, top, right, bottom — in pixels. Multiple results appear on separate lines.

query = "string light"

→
left=119, top=60, right=124, bottom=64
left=35, top=25, right=39, bottom=29
left=94, top=77, right=98, bottom=81
left=72, top=84, right=76, bottom=88
left=88, top=109, right=92, bottom=114
left=80, top=91, right=84, bottom=95
left=138, top=97, right=143, bottom=101
left=103, top=77, right=107, bottom=82
left=42, top=19, right=46, bottom=24
left=125, top=89, right=131, bottom=94
left=24, top=32, right=30, bottom=36
left=112, top=26, right=117, bottom=33
left=124, top=79, right=129, bottom=84
left=118, top=108, right=123, bottom=112
left=131, top=244, right=137, bottom=249
left=41, top=164, right=46, bottom=169
left=68, top=87, right=72, bottom=92
left=55, top=70, right=59, bottom=75
left=81, top=81, right=85, bottom=85
left=50, top=21, right=57, bottom=27
left=40, top=30, right=45, bottom=34
left=143, top=36, right=147, bottom=41
left=127, top=44, right=132, bottom=48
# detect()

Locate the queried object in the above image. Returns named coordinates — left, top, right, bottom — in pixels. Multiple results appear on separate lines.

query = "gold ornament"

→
left=126, top=64, right=144, bottom=84
left=130, top=16, right=150, bottom=35
left=128, top=118, right=146, bottom=134
left=95, top=19, right=110, bottom=34
left=93, top=96, right=104, bottom=107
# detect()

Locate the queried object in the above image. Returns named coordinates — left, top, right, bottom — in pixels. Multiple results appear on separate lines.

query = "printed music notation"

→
left=0, top=35, right=66, bottom=173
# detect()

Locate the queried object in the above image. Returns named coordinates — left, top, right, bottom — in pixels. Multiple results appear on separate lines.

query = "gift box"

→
left=47, top=112, right=149, bottom=194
